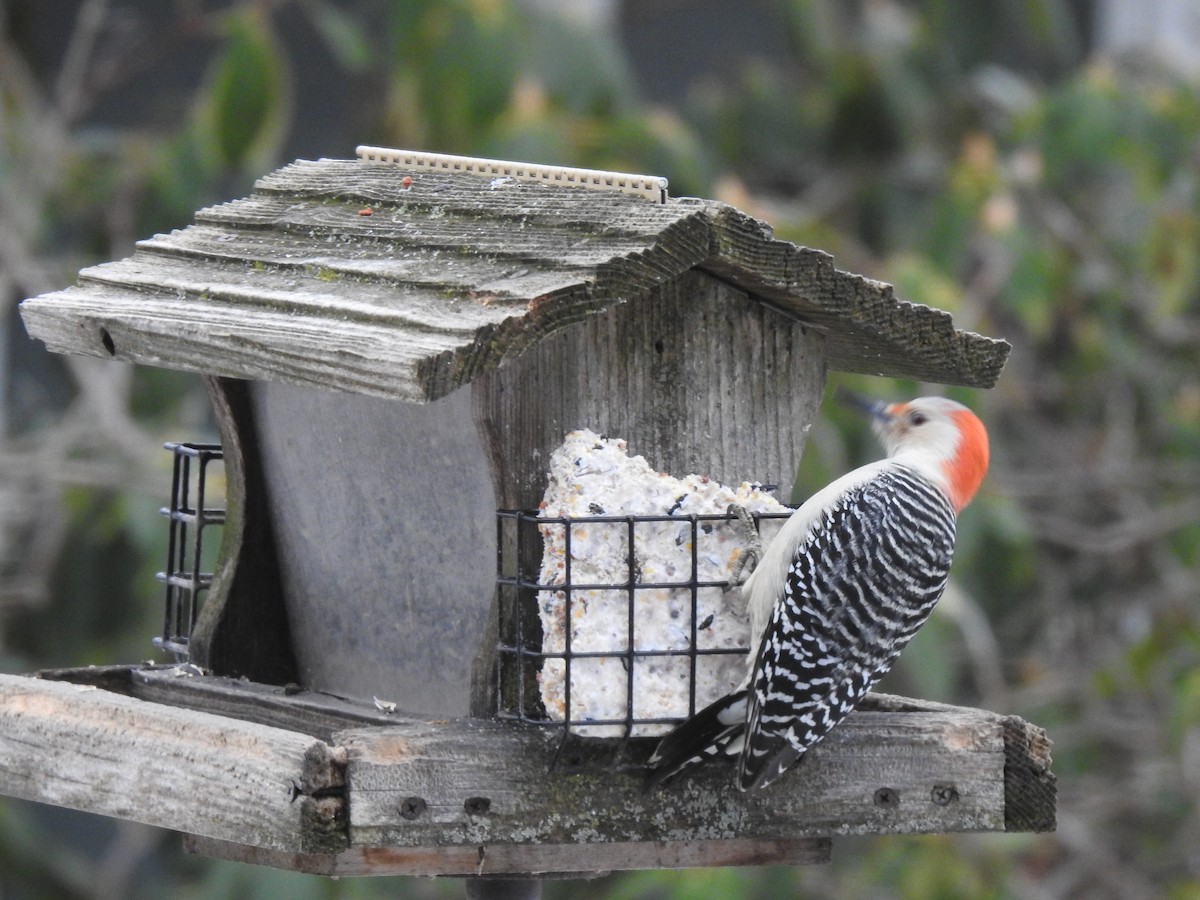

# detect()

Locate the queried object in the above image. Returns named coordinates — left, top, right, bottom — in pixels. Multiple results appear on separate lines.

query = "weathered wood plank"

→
left=253, top=158, right=690, bottom=226
left=19, top=284, right=466, bottom=401
left=336, top=704, right=1036, bottom=854
left=127, top=667, right=403, bottom=741
left=138, top=226, right=594, bottom=301
left=5, top=667, right=1050, bottom=877
left=35, top=663, right=144, bottom=694
left=0, top=673, right=345, bottom=854
left=701, top=204, right=1011, bottom=387
left=196, top=195, right=686, bottom=260
left=36, top=664, right=413, bottom=740
left=473, top=270, right=826, bottom=510
left=183, top=833, right=832, bottom=876
left=79, top=255, right=501, bottom=334
left=1003, top=715, right=1057, bottom=833
left=21, top=156, right=1009, bottom=401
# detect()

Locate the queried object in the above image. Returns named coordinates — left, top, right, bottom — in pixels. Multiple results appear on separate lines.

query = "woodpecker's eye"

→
left=909, top=411, right=928, bottom=427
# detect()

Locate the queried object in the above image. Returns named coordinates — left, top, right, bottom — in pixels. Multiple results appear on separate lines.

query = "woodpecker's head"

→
left=839, top=390, right=989, bottom=512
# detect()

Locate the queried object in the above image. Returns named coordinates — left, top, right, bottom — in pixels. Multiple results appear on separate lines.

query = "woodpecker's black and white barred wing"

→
left=737, top=464, right=957, bottom=792
left=644, top=689, right=748, bottom=791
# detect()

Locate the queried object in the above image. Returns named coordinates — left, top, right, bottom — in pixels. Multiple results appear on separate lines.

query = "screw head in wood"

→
left=931, top=784, right=959, bottom=806
left=400, top=796, right=427, bottom=820
left=874, top=787, right=900, bottom=809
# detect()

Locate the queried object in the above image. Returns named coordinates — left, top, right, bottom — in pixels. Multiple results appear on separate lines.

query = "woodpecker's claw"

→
left=725, top=503, right=763, bottom=592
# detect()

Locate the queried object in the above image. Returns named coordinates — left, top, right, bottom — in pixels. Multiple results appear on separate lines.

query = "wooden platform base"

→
left=0, top=666, right=1054, bottom=877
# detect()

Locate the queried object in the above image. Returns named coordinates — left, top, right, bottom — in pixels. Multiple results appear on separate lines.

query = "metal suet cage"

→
left=495, top=508, right=790, bottom=767
left=155, top=442, right=224, bottom=660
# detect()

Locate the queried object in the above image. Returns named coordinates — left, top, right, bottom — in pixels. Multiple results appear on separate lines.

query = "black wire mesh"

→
left=495, top=508, right=789, bottom=768
left=155, top=442, right=225, bottom=660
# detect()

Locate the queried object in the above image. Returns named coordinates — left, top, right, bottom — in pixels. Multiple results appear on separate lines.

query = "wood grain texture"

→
left=699, top=205, right=1011, bottom=385
left=472, top=269, right=826, bottom=509
left=183, top=833, right=832, bottom=876
left=126, top=667, right=409, bottom=742
left=10, top=668, right=1051, bottom=877
left=335, top=703, right=1045, bottom=853
left=1003, top=714, right=1057, bottom=833
left=20, top=157, right=1009, bottom=399
left=0, top=673, right=346, bottom=854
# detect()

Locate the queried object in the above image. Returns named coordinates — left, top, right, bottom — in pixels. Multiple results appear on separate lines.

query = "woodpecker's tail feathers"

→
left=644, top=691, right=748, bottom=791
left=738, top=732, right=805, bottom=792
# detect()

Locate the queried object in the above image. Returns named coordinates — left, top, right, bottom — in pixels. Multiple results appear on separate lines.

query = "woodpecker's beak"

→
left=835, top=388, right=894, bottom=425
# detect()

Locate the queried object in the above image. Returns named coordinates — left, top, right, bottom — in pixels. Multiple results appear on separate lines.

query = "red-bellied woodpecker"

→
left=647, top=392, right=990, bottom=792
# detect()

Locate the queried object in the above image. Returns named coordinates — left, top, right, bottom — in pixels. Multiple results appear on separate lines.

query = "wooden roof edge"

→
left=18, top=164, right=1009, bottom=398
left=697, top=202, right=1011, bottom=388
left=830, top=271, right=1011, bottom=388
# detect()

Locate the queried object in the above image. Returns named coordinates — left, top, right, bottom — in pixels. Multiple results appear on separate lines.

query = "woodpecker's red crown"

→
left=872, top=396, right=989, bottom=512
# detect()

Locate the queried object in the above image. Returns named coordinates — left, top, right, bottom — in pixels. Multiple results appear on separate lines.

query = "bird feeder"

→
left=4, top=148, right=1052, bottom=885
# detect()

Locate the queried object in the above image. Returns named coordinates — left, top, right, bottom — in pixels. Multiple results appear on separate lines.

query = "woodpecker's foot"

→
left=725, top=503, right=763, bottom=592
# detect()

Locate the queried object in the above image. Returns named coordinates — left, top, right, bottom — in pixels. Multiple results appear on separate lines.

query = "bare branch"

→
left=53, top=0, right=113, bottom=123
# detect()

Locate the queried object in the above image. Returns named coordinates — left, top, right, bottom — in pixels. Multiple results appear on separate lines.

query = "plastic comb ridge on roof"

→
left=356, top=145, right=669, bottom=203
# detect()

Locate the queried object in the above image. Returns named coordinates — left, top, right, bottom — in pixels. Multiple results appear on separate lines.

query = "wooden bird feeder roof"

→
left=20, top=147, right=1009, bottom=399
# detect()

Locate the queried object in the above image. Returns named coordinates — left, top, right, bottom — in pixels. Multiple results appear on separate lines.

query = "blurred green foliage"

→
left=205, top=11, right=289, bottom=170
left=3, top=0, right=1200, bottom=897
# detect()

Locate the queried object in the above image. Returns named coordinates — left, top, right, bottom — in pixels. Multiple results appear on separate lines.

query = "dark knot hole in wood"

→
left=464, top=796, right=492, bottom=816
left=100, top=328, right=116, bottom=356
